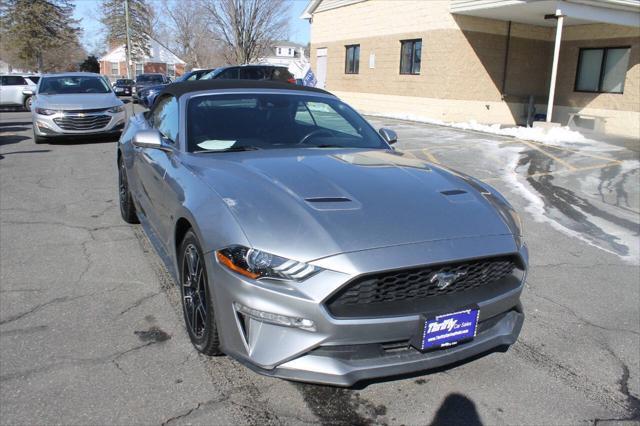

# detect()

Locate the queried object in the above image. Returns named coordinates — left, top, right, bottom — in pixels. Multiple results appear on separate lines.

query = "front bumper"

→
left=248, top=307, right=523, bottom=386
left=114, top=87, right=132, bottom=96
left=33, top=109, right=126, bottom=137
left=207, top=235, right=528, bottom=386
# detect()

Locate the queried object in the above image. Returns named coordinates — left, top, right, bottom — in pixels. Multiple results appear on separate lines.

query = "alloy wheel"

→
left=182, top=244, right=207, bottom=338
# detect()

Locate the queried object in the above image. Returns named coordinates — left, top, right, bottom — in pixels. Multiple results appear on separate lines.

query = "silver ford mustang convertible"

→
left=117, top=80, right=527, bottom=386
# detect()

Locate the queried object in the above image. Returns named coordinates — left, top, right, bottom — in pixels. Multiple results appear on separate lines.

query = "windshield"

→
left=137, top=75, right=163, bottom=83
left=116, top=79, right=134, bottom=85
left=187, top=93, right=387, bottom=152
left=39, top=76, right=111, bottom=95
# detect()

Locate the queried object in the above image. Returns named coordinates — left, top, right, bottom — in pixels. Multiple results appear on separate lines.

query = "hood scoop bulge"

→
left=440, top=188, right=474, bottom=203
left=304, top=197, right=361, bottom=211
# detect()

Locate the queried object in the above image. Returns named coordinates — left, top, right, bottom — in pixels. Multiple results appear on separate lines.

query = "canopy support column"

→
left=546, top=10, right=564, bottom=123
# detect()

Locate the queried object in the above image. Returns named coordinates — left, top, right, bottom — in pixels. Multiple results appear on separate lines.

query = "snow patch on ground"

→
left=371, top=112, right=624, bottom=153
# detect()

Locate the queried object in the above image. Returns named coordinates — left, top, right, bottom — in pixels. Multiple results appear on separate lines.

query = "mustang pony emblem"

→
left=430, top=271, right=467, bottom=290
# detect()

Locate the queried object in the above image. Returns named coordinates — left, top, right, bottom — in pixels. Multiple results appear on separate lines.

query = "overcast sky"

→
left=73, top=0, right=311, bottom=55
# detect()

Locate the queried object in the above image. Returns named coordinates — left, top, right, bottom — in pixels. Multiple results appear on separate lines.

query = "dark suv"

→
left=201, top=65, right=295, bottom=83
left=134, top=73, right=170, bottom=102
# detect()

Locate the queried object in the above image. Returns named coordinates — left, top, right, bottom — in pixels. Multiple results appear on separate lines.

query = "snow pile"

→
left=450, top=120, right=587, bottom=144
left=372, top=113, right=587, bottom=144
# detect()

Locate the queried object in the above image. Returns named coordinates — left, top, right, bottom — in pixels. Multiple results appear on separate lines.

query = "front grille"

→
left=326, top=256, right=519, bottom=318
left=54, top=114, right=111, bottom=131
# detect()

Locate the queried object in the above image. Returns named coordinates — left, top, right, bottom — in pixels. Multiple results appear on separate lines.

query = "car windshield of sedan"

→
left=187, top=93, right=387, bottom=152
left=39, top=76, right=111, bottom=95
left=116, top=79, right=134, bottom=85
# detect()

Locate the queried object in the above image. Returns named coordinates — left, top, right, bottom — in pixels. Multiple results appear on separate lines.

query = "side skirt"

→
left=136, top=208, right=179, bottom=285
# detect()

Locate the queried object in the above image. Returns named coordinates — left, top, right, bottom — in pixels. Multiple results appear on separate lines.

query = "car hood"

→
left=35, top=93, right=121, bottom=110
left=185, top=149, right=516, bottom=262
left=136, top=83, right=164, bottom=91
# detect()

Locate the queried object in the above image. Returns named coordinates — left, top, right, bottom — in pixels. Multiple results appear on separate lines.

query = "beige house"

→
left=302, top=0, right=640, bottom=138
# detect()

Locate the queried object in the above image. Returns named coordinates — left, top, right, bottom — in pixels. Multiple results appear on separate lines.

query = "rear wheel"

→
left=179, top=230, right=222, bottom=355
left=118, top=158, right=139, bottom=224
left=24, top=96, right=33, bottom=111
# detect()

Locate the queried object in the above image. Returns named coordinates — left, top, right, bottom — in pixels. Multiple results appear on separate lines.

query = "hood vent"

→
left=440, top=189, right=467, bottom=196
left=305, top=197, right=352, bottom=203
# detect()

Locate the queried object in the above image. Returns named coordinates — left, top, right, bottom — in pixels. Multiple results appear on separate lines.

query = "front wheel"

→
left=179, top=230, right=222, bottom=355
left=24, top=96, right=33, bottom=111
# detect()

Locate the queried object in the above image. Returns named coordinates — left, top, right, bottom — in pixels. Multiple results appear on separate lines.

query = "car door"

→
left=133, top=95, right=180, bottom=246
left=240, top=67, right=265, bottom=80
left=0, top=75, right=27, bottom=106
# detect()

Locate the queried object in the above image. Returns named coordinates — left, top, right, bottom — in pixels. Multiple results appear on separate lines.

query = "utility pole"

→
left=124, top=0, right=133, bottom=79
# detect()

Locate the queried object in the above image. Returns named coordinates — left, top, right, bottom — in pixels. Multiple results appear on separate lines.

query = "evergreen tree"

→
left=79, top=55, right=100, bottom=73
left=100, top=0, right=153, bottom=64
left=0, top=0, right=81, bottom=71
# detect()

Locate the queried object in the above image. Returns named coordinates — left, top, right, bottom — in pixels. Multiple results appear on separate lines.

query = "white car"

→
left=31, top=72, right=126, bottom=144
left=0, top=74, right=39, bottom=110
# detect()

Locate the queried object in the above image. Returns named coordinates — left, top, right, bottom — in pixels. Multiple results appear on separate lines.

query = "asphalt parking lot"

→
left=1, top=104, right=638, bottom=425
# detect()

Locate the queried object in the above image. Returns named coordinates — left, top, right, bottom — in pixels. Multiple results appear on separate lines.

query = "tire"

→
left=24, top=96, right=32, bottom=111
left=179, top=230, right=222, bottom=355
left=118, top=158, right=139, bottom=224
left=33, top=130, right=47, bottom=144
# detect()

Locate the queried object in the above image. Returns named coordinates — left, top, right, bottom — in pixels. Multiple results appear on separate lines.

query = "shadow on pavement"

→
left=0, top=121, right=32, bottom=127
left=0, top=134, right=30, bottom=146
left=430, top=393, right=483, bottom=426
left=0, top=149, right=51, bottom=160
left=0, top=126, right=30, bottom=133
left=44, top=134, right=121, bottom=145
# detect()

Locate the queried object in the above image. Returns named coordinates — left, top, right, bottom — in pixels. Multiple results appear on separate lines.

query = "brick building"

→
left=302, top=0, right=640, bottom=138
left=99, top=37, right=186, bottom=81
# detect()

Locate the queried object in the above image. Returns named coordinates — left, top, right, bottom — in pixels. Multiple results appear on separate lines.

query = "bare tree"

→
left=162, top=0, right=224, bottom=68
left=201, top=0, right=289, bottom=64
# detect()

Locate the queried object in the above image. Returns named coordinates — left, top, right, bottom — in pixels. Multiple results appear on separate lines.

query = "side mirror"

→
left=22, top=89, right=34, bottom=96
left=133, top=129, right=171, bottom=151
left=379, top=127, right=398, bottom=145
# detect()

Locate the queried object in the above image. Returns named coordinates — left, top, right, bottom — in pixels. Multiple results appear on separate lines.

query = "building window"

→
left=575, top=47, right=630, bottom=94
left=345, top=44, right=360, bottom=74
left=277, top=48, right=281, bottom=55
left=111, top=62, right=118, bottom=76
left=288, top=48, right=292, bottom=55
left=135, top=63, right=144, bottom=76
left=167, top=63, right=175, bottom=78
left=400, top=39, right=421, bottom=75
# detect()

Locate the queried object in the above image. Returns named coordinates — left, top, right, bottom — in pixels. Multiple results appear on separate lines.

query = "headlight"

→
left=35, top=107, right=57, bottom=116
left=216, top=246, right=320, bottom=281
left=108, top=105, right=124, bottom=113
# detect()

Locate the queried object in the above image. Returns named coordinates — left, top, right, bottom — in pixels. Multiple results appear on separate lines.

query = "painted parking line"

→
left=480, top=161, right=624, bottom=183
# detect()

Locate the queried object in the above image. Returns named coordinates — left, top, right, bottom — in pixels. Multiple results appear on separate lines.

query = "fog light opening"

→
left=233, top=302, right=316, bottom=332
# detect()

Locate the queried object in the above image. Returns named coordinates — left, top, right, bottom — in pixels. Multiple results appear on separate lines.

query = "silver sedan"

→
left=31, top=72, right=126, bottom=143
left=117, top=80, right=527, bottom=386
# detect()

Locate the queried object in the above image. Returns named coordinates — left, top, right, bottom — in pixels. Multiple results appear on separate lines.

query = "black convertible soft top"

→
left=159, top=79, right=333, bottom=99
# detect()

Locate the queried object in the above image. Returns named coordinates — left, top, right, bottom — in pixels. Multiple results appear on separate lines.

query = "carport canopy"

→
left=450, top=0, right=640, bottom=123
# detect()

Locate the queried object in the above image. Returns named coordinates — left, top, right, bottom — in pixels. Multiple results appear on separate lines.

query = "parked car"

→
left=176, top=68, right=215, bottom=82
left=0, top=74, right=39, bottom=110
left=201, top=65, right=295, bottom=84
left=31, top=72, right=126, bottom=144
left=113, top=78, right=135, bottom=96
left=140, top=69, right=216, bottom=109
left=117, top=79, right=527, bottom=386
left=134, top=73, right=170, bottom=104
